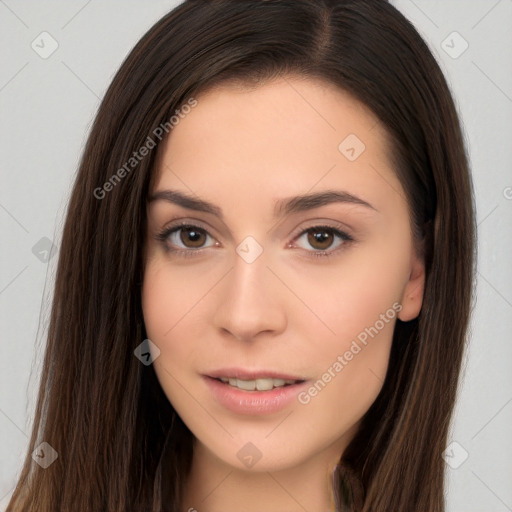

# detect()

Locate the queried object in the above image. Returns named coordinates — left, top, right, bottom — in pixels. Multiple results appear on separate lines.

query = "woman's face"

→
left=142, top=76, right=424, bottom=474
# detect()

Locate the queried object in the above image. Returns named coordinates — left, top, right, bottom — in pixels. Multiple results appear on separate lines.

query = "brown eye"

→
left=307, top=228, right=336, bottom=250
left=156, top=224, right=216, bottom=255
left=293, top=225, right=353, bottom=258
left=178, top=226, right=208, bottom=248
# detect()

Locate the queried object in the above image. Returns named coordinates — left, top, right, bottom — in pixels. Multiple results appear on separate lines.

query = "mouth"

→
left=214, top=376, right=306, bottom=392
left=203, top=372, right=309, bottom=415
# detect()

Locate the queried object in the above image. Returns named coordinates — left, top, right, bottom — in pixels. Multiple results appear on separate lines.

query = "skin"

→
left=142, top=75, right=425, bottom=511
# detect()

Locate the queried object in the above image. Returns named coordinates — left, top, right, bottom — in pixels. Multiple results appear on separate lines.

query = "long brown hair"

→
left=7, top=1, right=476, bottom=511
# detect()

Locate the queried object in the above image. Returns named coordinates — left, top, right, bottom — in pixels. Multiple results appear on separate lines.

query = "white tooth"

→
left=225, top=377, right=296, bottom=390
left=237, top=378, right=257, bottom=391
left=256, top=378, right=274, bottom=391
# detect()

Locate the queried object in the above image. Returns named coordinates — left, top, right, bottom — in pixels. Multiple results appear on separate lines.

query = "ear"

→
left=397, top=249, right=425, bottom=322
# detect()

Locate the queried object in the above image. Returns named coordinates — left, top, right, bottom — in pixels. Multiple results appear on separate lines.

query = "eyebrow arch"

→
left=147, top=188, right=377, bottom=219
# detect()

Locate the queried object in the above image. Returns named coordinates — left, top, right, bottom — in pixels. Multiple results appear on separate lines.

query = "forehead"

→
left=151, top=76, right=404, bottom=216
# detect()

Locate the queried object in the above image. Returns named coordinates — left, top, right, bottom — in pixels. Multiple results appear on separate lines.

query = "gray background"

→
left=1, top=1, right=511, bottom=510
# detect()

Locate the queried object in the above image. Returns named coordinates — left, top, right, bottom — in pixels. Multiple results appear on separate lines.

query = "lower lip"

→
left=204, top=376, right=308, bottom=415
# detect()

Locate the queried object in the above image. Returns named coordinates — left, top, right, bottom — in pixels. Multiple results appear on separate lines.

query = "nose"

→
left=212, top=248, right=287, bottom=342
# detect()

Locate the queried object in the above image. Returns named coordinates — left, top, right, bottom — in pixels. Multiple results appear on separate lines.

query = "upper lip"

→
left=206, top=368, right=307, bottom=381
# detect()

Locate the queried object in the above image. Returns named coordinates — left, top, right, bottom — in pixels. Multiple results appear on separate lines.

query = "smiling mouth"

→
left=215, top=376, right=306, bottom=391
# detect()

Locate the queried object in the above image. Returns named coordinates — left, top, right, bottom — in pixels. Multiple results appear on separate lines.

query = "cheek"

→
left=141, top=262, right=198, bottom=370
left=286, top=242, right=406, bottom=420
left=283, top=240, right=407, bottom=349
left=141, top=258, right=226, bottom=400
left=142, top=258, right=216, bottom=340
left=297, top=340, right=391, bottom=443
left=294, top=290, right=396, bottom=438
left=142, top=264, right=172, bottom=340
left=141, top=263, right=194, bottom=408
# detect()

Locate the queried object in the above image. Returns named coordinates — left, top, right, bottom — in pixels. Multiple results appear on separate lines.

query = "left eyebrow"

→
left=274, top=190, right=378, bottom=218
left=147, top=188, right=378, bottom=220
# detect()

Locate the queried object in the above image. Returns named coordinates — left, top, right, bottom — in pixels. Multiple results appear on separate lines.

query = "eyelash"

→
left=154, top=221, right=354, bottom=260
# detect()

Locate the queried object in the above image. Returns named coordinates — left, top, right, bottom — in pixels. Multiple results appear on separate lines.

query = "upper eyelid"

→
left=160, top=214, right=355, bottom=234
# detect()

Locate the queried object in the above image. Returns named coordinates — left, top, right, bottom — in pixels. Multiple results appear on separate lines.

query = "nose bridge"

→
left=213, top=240, right=286, bottom=341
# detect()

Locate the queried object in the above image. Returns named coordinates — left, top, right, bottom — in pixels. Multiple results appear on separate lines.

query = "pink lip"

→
left=203, top=375, right=309, bottom=415
left=206, top=367, right=307, bottom=381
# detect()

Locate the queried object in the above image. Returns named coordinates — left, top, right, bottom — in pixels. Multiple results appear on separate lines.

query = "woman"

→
left=7, top=0, right=476, bottom=510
